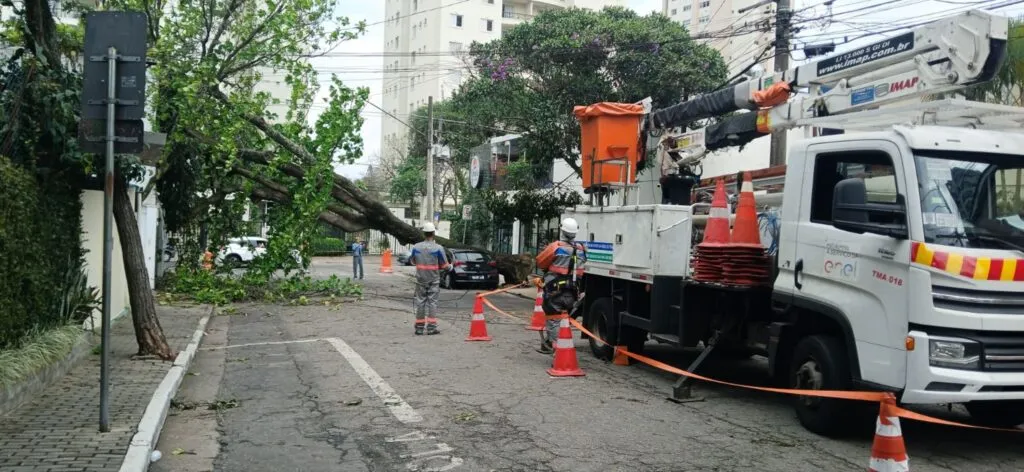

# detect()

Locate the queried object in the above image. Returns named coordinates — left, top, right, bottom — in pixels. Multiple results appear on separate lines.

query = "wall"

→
left=80, top=190, right=131, bottom=330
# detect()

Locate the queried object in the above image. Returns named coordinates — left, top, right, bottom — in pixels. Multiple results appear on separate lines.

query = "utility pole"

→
left=769, top=0, right=791, bottom=167
left=425, top=96, right=434, bottom=223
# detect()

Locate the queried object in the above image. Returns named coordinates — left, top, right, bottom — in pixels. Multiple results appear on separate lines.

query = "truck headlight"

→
left=928, top=337, right=981, bottom=370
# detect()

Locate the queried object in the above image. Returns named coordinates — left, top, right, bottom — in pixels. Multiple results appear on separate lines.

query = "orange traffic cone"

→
left=612, top=346, right=630, bottom=366
left=380, top=248, right=394, bottom=273
left=701, top=179, right=731, bottom=246
left=526, top=288, right=545, bottom=331
left=690, top=179, right=732, bottom=283
left=868, top=393, right=910, bottom=472
left=547, top=316, right=584, bottom=377
left=465, top=295, right=492, bottom=342
left=730, top=172, right=763, bottom=248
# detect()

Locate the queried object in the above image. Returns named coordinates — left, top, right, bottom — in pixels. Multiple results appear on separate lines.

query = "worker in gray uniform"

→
left=410, top=222, right=449, bottom=335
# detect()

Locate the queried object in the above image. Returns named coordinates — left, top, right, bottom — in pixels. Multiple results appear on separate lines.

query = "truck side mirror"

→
left=832, top=178, right=909, bottom=239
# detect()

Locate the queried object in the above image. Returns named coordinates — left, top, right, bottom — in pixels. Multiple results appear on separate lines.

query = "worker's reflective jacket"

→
left=410, top=240, right=449, bottom=284
left=536, top=240, right=587, bottom=279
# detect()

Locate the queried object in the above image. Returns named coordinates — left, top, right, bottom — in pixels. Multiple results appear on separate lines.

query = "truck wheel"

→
left=965, top=401, right=1024, bottom=428
left=587, top=297, right=616, bottom=360
left=790, top=335, right=853, bottom=436
left=586, top=297, right=646, bottom=360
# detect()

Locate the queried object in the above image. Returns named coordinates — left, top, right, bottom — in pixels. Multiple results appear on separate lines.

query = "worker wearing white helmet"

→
left=534, top=217, right=587, bottom=353
left=410, top=222, right=449, bottom=335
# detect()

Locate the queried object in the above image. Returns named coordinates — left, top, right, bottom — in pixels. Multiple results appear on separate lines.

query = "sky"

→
left=313, top=0, right=1022, bottom=180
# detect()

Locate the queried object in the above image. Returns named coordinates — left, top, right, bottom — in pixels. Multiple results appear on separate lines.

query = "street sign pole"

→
left=82, top=10, right=148, bottom=434
left=99, top=46, right=117, bottom=434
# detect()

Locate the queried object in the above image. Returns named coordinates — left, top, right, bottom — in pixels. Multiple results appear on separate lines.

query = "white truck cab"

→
left=773, top=125, right=1024, bottom=425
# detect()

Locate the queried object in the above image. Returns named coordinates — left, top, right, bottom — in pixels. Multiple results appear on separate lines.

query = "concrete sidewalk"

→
left=0, top=305, right=208, bottom=472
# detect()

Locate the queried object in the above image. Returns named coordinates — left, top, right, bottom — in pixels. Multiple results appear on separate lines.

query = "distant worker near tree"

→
left=535, top=217, right=587, bottom=354
left=351, top=239, right=365, bottom=280
left=410, top=223, right=449, bottom=335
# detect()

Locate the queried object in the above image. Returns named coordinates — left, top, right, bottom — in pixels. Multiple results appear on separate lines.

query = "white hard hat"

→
left=560, top=217, right=579, bottom=234
left=422, top=222, right=437, bottom=233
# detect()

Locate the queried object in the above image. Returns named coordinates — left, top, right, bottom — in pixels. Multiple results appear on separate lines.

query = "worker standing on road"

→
left=410, top=223, right=449, bottom=335
left=535, top=217, right=587, bottom=353
left=351, top=239, right=365, bottom=280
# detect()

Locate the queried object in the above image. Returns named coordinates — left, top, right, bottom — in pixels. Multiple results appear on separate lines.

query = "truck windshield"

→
left=914, top=152, right=1024, bottom=251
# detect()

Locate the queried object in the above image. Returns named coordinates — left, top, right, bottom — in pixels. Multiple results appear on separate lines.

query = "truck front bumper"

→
left=902, top=330, right=1024, bottom=404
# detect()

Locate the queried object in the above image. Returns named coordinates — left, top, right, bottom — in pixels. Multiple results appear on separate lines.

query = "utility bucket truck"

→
left=567, top=9, right=1024, bottom=435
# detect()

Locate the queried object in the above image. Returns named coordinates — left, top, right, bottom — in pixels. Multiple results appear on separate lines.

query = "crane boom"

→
left=650, top=9, right=1009, bottom=157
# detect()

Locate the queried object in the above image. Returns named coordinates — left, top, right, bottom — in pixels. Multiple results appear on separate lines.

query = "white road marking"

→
left=199, top=338, right=323, bottom=351
left=326, top=337, right=424, bottom=423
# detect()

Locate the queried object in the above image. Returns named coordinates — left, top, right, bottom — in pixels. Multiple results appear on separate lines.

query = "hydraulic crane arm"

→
left=648, top=9, right=1008, bottom=155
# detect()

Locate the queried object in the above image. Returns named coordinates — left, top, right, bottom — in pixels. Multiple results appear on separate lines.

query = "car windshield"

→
left=454, top=252, right=487, bottom=262
left=914, top=151, right=1024, bottom=251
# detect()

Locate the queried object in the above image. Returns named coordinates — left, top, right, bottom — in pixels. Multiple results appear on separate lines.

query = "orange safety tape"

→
left=480, top=297, right=523, bottom=321
left=477, top=282, right=529, bottom=298
left=478, top=294, right=1024, bottom=433
left=568, top=318, right=886, bottom=402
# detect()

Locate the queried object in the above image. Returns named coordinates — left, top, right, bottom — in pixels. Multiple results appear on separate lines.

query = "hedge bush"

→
left=0, top=156, right=84, bottom=349
left=312, top=236, right=350, bottom=256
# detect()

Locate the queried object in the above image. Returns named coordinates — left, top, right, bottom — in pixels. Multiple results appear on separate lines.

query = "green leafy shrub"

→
left=0, top=325, right=85, bottom=387
left=312, top=236, right=348, bottom=256
left=164, top=269, right=361, bottom=305
left=0, top=156, right=83, bottom=349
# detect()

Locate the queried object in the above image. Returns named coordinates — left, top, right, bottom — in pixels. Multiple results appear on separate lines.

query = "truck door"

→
left=794, top=141, right=912, bottom=388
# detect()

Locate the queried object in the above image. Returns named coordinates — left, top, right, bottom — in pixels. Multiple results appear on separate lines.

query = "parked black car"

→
left=440, top=249, right=499, bottom=290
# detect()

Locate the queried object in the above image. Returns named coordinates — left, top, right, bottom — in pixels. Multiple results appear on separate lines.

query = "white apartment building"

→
left=663, top=0, right=794, bottom=179
left=380, top=0, right=626, bottom=164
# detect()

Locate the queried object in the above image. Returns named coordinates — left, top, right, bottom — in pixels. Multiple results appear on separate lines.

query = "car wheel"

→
left=224, top=254, right=243, bottom=267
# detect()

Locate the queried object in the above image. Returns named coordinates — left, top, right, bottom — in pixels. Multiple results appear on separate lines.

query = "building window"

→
left=700, top=0, right=710, bottom=8
left=683, top=5, right=691, bottom=11
left=699, top=16, right=710, bottom=24
left=482, top=19, right=493, bottom=32
left=413, top=0, right=418, bottom=11
left=671, top=9, right=677, bottom=15
left=452, top=14, right=463, bottom=27
left=411, top=51, right=416, bottom=64
left=449, top=41, right=463, bottom=53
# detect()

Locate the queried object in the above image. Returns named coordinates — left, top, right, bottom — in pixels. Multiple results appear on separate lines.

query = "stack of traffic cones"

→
left=548, top=316, right=585, bottom=377
left=465, top=295, right=492, bottom=342
left=868, top=393, right=910, bottom=472
left=690, top=179, right=731, bottom=283
left=720, top=172, right=772, bottom=287
left=526, top=288, right=545, bottom=331
left=380, top=249, right=394, bottom=273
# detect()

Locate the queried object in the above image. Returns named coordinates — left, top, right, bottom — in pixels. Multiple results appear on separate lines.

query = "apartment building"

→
left=662, top=0, right=794, bottom=178
left=663, top=0, right=775, bottom=77
left=380, top=0, right=626, bottom=163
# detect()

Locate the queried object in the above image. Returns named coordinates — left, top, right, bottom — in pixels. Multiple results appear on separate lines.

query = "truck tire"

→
left=789, top=335, right=854, bottom=436
left=586, top=297, right=645, bottom=361
left=965, top=400, right=1024, bottom=428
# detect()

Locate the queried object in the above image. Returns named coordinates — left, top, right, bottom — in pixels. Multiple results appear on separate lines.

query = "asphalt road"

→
left=153, top=259, right=1024, bottom=472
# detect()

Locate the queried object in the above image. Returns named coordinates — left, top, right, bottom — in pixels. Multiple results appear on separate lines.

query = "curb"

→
left=118, top=308, right=213, bottom=472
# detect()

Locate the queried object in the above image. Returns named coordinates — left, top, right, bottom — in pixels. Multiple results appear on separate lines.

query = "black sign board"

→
left=81, top=11, right=148, bottom=121
left=78, top=119, right=145, bottom=154
left=815, top=32, right=915, bottom=77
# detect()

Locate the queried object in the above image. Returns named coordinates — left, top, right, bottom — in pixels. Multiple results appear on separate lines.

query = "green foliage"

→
left=123, top=0, right=371, bottom=283
left=312, top=236, right=348, bottom=256
left=0, top=156, right=85, bottom=349
left=452, top=7, right=727, bottom=172
left=0, top=325, right=85, bottom=388
left=163, top=268, right=362, bottom=306
left=483, top=189, right=584, bottom=224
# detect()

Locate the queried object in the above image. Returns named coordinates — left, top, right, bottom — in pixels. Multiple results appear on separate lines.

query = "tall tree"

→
left=453, top=6, right=728, bottom=175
